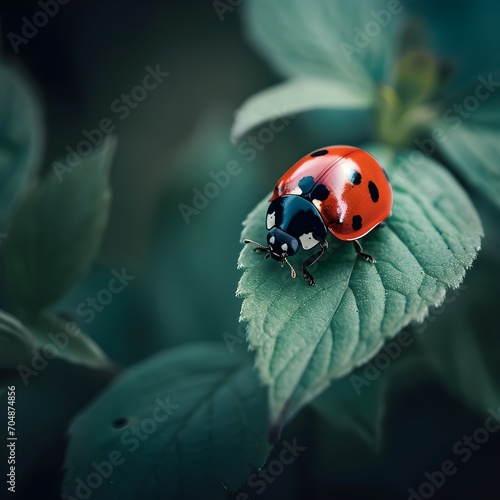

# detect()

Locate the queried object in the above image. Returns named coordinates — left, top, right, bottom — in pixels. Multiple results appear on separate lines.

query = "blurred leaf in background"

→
left=62, top=343, right=269, bottom=500
left=0, top=308, right=38, bottom=368
left=0, top=59, right=43, bottom=231
left=5, top=137, right=115, bottom=315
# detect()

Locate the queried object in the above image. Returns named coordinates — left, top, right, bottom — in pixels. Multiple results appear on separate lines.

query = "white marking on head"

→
left=269, top=236, right=275, bottom=245
left=266, top=211, right=276, bottom=229
left=289, top=187, right=302, bottom=195
left=299, top=232, right=319, bottom=250
left=281, top=243, right=288, bottom=252
left=312, top=199, right=322, bottom=211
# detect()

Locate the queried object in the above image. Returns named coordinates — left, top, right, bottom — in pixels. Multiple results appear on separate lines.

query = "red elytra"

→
left=270, top=145, right=393, bottom=241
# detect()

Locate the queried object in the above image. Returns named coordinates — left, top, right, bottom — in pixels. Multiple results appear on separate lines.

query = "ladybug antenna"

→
left=243, top=239, right=269, bottom=252
left=282, top=256, right=296, bottom=279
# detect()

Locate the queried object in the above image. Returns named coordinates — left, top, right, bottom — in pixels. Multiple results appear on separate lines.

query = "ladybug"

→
left=244, top=146, right=393, bottom=286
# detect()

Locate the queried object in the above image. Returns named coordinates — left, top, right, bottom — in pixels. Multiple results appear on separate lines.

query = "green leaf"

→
left=0, top=60, right=44, bottom=230
left=29, top=313, right=110, bottom=369
left=435, top=121, right=500, bottom=210
left=0, top=308, right=109, bottom=371
left=62, top=343, right=270, bottom=500
left=237, top=146, right=483, bottom=425
left=5, top=137, right=116, bottom=314
left=231, top=77, right=375, bottom=142
left=0, top=308, right=38, bottom=369
left=243, top=0, right=399, bottom=83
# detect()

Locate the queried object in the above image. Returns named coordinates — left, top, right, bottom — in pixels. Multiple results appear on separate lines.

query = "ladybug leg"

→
left=243, top=239, right=270, bottom=256
left=353, top=240, right=376, bottom=263
left=301, top=241, right=328, bottom=286
left=377, top=221, right=386, bottom=228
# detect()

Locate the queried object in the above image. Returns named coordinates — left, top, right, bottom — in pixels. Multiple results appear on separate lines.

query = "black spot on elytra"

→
left=311, top=183, right=329, bottom=201
left=352, top=215, right=363, bottom=231
left=112, top=417, right=129, bottom=429
left=298, top=175, right=315, bottom=193
left=310, top=149, right=328, bottom=157
left=368, top=181, right=379, bottom=202
left=348, top=169, right=362, bottom=185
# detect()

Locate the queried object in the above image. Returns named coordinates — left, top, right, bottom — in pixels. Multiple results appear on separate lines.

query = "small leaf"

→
left=5, top=137, right=116, bottom=314
left=435, top=121, right=500, bottom=210
left=62, top=343, right=270, bottom=500
left=29, top=313, right=110, bottom=369
left=231, top=77, right=375, bottom=142
left=237, top=146, right=483, bottom=425
left=0, top=308, right=38, bottom=369
left=0, top=60, right=44, bottom=229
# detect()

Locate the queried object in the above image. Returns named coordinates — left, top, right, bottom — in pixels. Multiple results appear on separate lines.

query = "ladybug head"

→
left=244, top=228, right=299, bottom=278
left=266, top=228, right=300, bottom=259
